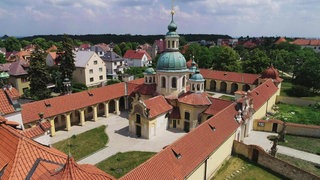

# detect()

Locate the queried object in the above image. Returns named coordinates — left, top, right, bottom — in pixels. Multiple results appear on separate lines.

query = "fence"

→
left=232, top=141, right=319, bottom=180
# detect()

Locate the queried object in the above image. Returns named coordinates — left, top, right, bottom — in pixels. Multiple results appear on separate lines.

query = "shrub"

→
left=287, top=85, right=312, bottom=97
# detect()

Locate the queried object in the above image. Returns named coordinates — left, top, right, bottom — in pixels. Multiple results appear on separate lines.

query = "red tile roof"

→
left=249, top=79, right=278, bottom=111
left=21, top=121, right=51, bottom=139
left=204, top=97, right=234, bottom=115
left=4, top=86, right=20, bottom=100
left=169, top=107, right=181, bottom=119
left=49, top=155, right=115, bottom=180
left=178, top=92, right=212, bottom=106
left=46, top=45, right=58, bottom=53
left=121, top=103, right=239, bottom=180
left=274, top=37, right=286, bottom=44
left=143, top=95, right=172, bottom=119
left=292, top=39, right=320, bottom=46
left=21, top=83, right=126, bottom=124
left=200, top=69, right=260, bottom=84
left=0, top=89, right=15, bottom=115
left=123, top=50, right=152, bottom=61
left=0, top=123, right=67, bottom=179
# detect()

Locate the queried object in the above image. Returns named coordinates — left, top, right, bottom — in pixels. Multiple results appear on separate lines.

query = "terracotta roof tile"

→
left=21, top=121, right=51, bottom=139
left=8, top=60, right=28, bottom=76
left=0, top=123, right=67, bottom=179
left=178, top=92, right=212, bottom=106
left=200, top=69, right=259, bottom=84
left=4, top=87, right=20, bottom=100
left=49, top=156, right=115, bottom=180
left=204, top=97, right=234, bottom=115
left=121, top=103, right=239, bottom=180
left=274, top=37, right=286, bottom=44
left=143, top=95, right=172, bottom=119
left=22, top=83, right=126, bottom=124
left=0, top=89, right=15, bottom=115
left=123, top=50, right=152, bottom=61
left=249, top=79, right=278, bottom=111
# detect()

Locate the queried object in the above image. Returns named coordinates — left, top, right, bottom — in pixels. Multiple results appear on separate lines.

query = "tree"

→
left=113, top=45, right=122, bottom=56
left=58, top=36, right=75, bottom=81
left=210, top=46, right=241, bottom=72
left=4, top=37, right=21, bottom=52
left=0, top=53, right=6, bottom=64
left=242, top=49, right=270, bottom=74
left=269, top=49, right=293, bottom=73
left=29, top=46, right=51, bottom=100
left=32, top=38, right=50, bottom=50
left=294, top=55, right=320, bottom=92
left=20, top=40, right=31, bottom=48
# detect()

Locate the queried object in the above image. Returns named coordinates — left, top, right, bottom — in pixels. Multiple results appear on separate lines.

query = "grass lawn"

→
left=213, top=156, right=283, bottom=180
left=280, top=79, right=320, bottom=101
left=277, top=154, right=320, bottom=177
left=273, top=103, right=320, bottom=125
left=53, top=125, right=108, bottom=161
left=219, top=95, right=234, bottom=101
left=96, top=151, right=156, bottom=178
left=278, top=135, right=320, bottom=154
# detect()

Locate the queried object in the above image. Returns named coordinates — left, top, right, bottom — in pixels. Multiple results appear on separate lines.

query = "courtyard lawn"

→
left=213, top=156, right=283, bottom=180
left=277, top=154, right=320, bottom=177
left=96, top=151, right=156, bottom=178
left=273, top=103, right=320, bottom=125
left=278, top=135, right=320, bottom=154
left=280, top=79, right=320, bottom=101
left=219, top=95, right=234, bottom=101
left=53, top=125, right=108, bottom=161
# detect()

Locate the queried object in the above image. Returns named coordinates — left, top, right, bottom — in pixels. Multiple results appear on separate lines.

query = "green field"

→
left=96, top=151, right=156, bottom=178
left=273, top=103, right=320, bottom=125
left=278, top=135, right=320, bottom=154
left=53, top=125, right=108, bottom=160
left=213, top=156, right=283, bottom=180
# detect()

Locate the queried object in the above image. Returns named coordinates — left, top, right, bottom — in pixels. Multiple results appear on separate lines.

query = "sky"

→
left=0, top=0, right=319, bottom=38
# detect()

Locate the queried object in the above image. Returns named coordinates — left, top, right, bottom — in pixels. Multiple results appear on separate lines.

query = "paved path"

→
left=50, top=112, right=186, bottom=165
left=244, top=131, right=320, bottom=165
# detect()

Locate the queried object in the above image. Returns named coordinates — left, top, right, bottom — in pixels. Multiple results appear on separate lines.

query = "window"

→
left=182, top=76, right=185, bottom=87
left=185, top=112, right=190, bottom=120
left=161, top=76, right=166, bottom=88
left=114, top=62, right=116, bottom=65
left=172, top=41, right=175, bottom=48
left=145, top=77, right=148, bottom=83
left=89, top=69, right=93, bottom=74
left=99, top=68, right=102, bottom=72
left=258, top=122, right=265, bottom=127
left=171, top=77, right=177, bottom=88
left=90, top=77, right=94, bottom=82
left=94, top=60, right=98, bottom=65
left=99, top=75, right=103, bottom=80
left=168, top=41, right=171, bottom=48
left=136, top=114, right=141, bottom=124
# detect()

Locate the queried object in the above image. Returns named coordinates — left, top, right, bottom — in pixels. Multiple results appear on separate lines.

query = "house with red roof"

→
left=123, top=49, right=152, bottom=67
left=6, top=59, right=30, bottom=95
left=291, top=38, right=320, bottom=53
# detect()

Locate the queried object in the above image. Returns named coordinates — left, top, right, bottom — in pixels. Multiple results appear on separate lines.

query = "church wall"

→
left=187, top=132, right=236, bottom=180
left=179, top=103, right=208, bottom=131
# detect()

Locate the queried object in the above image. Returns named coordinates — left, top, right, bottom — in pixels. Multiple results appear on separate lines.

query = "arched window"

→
left=182, top=76, right=185, bottom=87
left=197, top=84, right=200, bottom=91
left=145, top=77, right=147, bottom=83
left=172, top=41, right=175, bottom=48
left=153, top=77, right=155, bottom=83
left=149, top=77, right=152, bottom=83
left=168, top=41, right=171, bottom=48
left=171, top=77, right=177, bottom=88
left=192, top=84, right=195, bottom=91
left=161, top=77, right=166, bottom=88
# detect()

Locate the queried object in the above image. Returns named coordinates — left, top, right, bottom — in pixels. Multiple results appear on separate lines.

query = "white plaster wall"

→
left=4, top=112, right=24, bottom=130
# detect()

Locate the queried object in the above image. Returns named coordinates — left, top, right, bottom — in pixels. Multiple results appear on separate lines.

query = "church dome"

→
left=190, top=70, right=205, bottom=82
left=261, top=66, right=279, bottom=79
left=156, top=51, right=187, bottom=72
left=144, top=67, right=156, bottom=74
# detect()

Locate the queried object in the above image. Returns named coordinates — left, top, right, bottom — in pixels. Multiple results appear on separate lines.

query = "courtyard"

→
left=50, top=111, right=186, bottom=165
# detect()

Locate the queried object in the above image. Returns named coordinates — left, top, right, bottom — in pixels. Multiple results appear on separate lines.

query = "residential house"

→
left=217, top=38, right=238, bottom=47
left=7, top=60, right=30, bottom=95
left=45, top=51, right=59, bottom=66
left=101, top=50, right=126, bottom=79
left=291, top=38, right=320, bottom=53
left=123, top=49, right=152, bottom=67
left=90, top=43, right=110, bottom=55
left=73, top=51, right=106, bottom=87
left=152, top=39, right=166, bottom=59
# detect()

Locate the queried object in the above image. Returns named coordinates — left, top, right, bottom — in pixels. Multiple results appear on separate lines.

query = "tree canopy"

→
left=58, top=36, right=75, bottom=81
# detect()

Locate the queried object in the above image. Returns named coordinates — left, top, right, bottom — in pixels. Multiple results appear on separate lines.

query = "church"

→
left=127, top=9, right=274, bottom=140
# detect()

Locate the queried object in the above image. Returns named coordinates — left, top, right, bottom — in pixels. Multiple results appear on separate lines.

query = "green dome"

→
left=190, top=70, right=205, bottom=82
left=0, top=72, right=9, bottom=79
left=156, top=51, right=188, bottom=72
left=166, top=19, right=179, bottom=37
left=144, top=67, right=156, bottom=74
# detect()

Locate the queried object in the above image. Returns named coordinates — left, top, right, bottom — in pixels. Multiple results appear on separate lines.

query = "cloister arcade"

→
left=204, top=79, right=255, bottom=94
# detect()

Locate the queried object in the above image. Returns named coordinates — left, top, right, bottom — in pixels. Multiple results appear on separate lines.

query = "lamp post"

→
left=63, top=77, right=72, bottom=95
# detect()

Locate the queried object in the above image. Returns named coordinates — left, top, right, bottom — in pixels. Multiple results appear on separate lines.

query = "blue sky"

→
left=0, top=0, right=319, bottom=38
